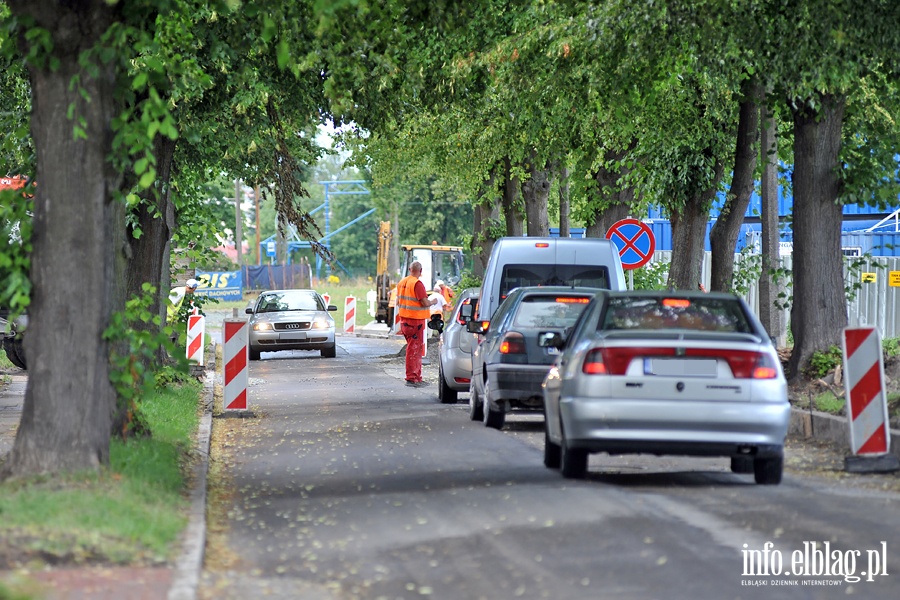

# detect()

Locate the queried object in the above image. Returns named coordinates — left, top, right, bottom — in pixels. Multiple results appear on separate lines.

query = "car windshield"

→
left=513, top=295, right=591, bottom=328
left=599, top=296, right=753, bottom=333
left=257, top=291, right=323, bottom=312
left=499, top=264, right=610, bottom=301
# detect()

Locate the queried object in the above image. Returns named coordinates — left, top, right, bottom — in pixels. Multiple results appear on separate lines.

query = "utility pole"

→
left=255, top=184, right=261, bottom=265
left=234, top=178, right=243, bottom=268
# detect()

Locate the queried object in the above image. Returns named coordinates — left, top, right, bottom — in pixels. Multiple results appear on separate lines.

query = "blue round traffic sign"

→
left=606, top=218, right=655, bottom=270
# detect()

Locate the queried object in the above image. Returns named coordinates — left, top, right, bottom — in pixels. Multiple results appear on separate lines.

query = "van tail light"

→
left=499, top=332, right=526, bottom=354
left=582, top=348, right=608, bottom=374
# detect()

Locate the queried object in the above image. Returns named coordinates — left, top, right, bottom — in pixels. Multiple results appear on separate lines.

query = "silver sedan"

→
left=437, top=287, right=480, bottom=404
left=245, top=289, right=337, bottom=360
left=541, top=290, right=790, bottom=484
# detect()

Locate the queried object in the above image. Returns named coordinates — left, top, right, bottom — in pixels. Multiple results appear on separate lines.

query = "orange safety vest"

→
left=397, top=275, right=430, bottom=320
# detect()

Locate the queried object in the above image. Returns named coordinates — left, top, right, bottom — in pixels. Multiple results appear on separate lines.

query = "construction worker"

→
left=387, top=284, right=398, bottom=328
left=396, top=261, right=437, bottom=387
left=436, top=280, right=454, bottom=305
left=168, top=278, right=199, bottom=324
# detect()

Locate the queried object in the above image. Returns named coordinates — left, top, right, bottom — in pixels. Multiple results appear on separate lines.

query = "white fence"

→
left=653, top=252, right=900, bottom=341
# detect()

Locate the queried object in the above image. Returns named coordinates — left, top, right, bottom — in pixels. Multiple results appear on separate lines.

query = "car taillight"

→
left=499, top=332, right=526, bottom=354
left=582, top=348, right=608, bottom=374
left=456, top=298, right=472, bottom=325
left=750, top=353, right=779, bottom=379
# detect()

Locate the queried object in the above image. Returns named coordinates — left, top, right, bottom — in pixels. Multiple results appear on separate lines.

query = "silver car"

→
left=541, top=290, right=790, bottom=484
left=245, top=289, right=337, bottom=360
left=437, top=287, right=480, bottom=404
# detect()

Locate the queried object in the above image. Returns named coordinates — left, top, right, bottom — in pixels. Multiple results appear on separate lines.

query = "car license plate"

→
left=644, top=358, right=716, bottom=377
left=279, top=332, right=308, bottom=341
left=545, top=346, right=560, bottom=355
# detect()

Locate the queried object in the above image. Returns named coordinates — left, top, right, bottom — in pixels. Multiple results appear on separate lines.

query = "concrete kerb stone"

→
left=167, top=338, right=216, bottom=600
left=789, top=407, right=900, bottom=463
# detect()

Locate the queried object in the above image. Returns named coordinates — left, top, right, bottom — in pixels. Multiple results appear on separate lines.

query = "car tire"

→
left=560, top=435, right=588, bottom=479
left=3, top=337, right=26, bottom=370
left=482, top=379, right=505, bottom=430
left=249, top=346, right=261, bottom=361
left=753, top=454, right=783, bottom=485
left=438, top=362, right=458, bottom=404
left=468, top=383, right=484, bottom=421
left=731, top=456, right=754, bottom=474
left=321, top=344, right=337, bottom=358
left=544, top=424, right=561, bottom=469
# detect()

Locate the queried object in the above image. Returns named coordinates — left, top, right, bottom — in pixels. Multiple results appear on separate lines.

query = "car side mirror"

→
left=245, top=307, right=254, bottom=315
left=327, top=305, right=338, bottom=312
left=459, top=303, right=474, bottom=322
left=538, top=331, right=564, bottom=349
left=466, top=320, right=488, bottom=334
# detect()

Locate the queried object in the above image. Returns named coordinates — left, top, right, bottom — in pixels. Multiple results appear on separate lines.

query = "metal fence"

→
left=653, top=252, right=900, bottom=341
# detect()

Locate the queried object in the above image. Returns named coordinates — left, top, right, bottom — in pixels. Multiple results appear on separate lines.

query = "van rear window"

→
left=499, top=265, right=610, bottom=300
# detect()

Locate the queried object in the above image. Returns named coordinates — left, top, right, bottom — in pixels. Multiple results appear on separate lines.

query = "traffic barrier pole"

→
left=186, top=314, right=205, bottom=366
left=223, top=319, right=249, bottom=411
left=322, top=292, right=331, bottom=307
left=842, top=327, right=899, bottom=473
left=344, top=296, right=356, bottom=334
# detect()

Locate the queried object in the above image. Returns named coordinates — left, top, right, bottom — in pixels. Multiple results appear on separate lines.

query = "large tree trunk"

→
left=522, top=150, right=550, bottom=237
left=709, top=80, right=760, bottom=291
left=758, top=103, right=786, bottom=345
left=787, top=95, right=847, bottom=380
left=667, top=160, right=724, bottom=290
left=501, top=156, right=524, bottom=237
left=3, top=1, right=123, bottom=478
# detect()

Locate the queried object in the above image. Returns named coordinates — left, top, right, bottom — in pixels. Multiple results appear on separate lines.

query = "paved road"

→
left=199, top=334, right=900, bottom=600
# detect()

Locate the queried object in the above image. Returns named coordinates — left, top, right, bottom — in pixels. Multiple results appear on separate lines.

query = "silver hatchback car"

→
left=437, top=287, right=479, bottom=404
left=541, top=290, right=790, bottom=484
left=245, top=289, right=338, bottom=360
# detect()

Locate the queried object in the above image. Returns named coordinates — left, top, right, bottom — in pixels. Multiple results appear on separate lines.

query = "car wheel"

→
left=482, top=379, right=505, bottom=430
left=753, top=454, right=783, bottom=485
left=731, top=456, right=754, bottom=474
left=438, top=362, right=458, bottom=404
left=249, top=346, right=261, bottom=361
left=321, top=344, right=337, bottom=358
left=560, top=435, right=588, bottom=479
left=544, top=425, right=561, bottom=469
left=3, top=337, right=26, bottom=370
left=468, top=383, right=483, bottom=421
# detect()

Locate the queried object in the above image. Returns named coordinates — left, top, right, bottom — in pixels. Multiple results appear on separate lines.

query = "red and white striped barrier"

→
left=344, top=296, right=356, bottom=334
left=223, top=319, right=249, bottom=411
left=186, top=314, right=205, bottom=365
left=842, top=327, right=891, bottom=456
left=322, top=292, right=331, bottom=307
left=392, top=310, right=402, bottom=336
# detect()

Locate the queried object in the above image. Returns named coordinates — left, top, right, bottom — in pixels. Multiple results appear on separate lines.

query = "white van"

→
left=474, top=237, right=626, bottom=322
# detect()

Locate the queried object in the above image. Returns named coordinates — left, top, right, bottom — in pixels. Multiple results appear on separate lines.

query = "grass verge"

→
left=0, top=379, right=201, bottom=571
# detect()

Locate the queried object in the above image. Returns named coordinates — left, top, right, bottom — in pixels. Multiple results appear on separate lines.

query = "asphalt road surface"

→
left=198, top=333, right=900, bottom=600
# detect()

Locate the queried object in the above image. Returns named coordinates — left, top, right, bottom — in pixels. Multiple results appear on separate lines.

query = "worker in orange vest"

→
left=436, top=280, right=455, bottom=306
left=396, top=261, right=438, bottom=387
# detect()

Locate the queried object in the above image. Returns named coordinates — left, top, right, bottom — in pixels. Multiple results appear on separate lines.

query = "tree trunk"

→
left=501, top=156, right=524, bottom=237
left=758, top=103, right=785, bottom=345
left=667, top=161, right=724, bottom=290
left=522, top=150, right=550, bottom=237
left=585, top=148, right=635, bottom=238
left=787, top=95, right=847, bottom=380
left=709, top=80, right=760, bottom=291
left=558, top=166, right=570, bottom=238
left=472, top=167, right=500, bottom=277
left=3, top=0, right=123, bottom=478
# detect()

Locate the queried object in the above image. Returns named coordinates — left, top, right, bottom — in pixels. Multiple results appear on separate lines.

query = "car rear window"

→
left=499, top=264, right=610, bottom=301
left=513, top=295, right=592, bottom=328
left=600, top=296, right=753, bottom=333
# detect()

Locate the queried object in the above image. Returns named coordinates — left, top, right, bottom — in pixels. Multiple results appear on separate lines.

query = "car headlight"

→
left=312, top=318, right=332, bottom=329
left=253, top=322, right=273, bottom=331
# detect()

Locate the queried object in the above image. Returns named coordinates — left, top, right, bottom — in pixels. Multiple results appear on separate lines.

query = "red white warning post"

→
left=742, top=541, right=889, bottom=584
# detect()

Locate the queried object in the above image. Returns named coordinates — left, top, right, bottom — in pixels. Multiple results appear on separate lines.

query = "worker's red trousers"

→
left=400, top=319, right=426, bottom=383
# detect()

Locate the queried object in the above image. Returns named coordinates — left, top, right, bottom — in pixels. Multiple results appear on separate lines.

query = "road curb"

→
left=167, top=341, right=216, bottom=600
left=789, top=407, right=900, bottom=461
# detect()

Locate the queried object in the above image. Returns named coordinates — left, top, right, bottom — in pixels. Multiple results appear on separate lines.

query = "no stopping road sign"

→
left=606, top=218, right=656, bottom=270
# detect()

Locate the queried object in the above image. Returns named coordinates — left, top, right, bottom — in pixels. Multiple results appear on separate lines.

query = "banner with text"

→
left=194, top=270, right=243, bottom=301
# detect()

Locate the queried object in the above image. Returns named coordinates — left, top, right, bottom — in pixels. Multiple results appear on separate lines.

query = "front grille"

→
left=274, top=322, right=310, bottom=331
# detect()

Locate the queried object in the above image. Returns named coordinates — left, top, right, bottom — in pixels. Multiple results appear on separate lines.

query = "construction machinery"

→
left=374, top=221, right=393, bottom=323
